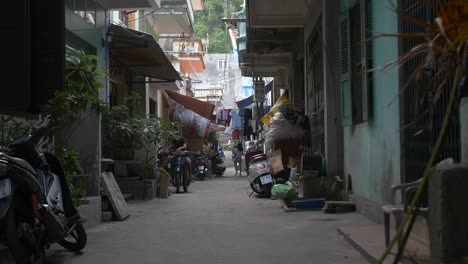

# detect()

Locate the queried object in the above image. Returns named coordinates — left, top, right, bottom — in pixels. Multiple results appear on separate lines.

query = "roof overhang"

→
left=108, top=24, right=181, bottom=82
left=238, top=0, right=321, bottom=77
left=239, top=51, right=293, bottom=77
left=157, top=80, right=185, bottom=90
left=247, top=0, right=320, bottom=28
left=150, top=0, right=195, bottom=38
left=96, top=0, right=161, bottom=10
left=179, top=54, right=205, bottom=73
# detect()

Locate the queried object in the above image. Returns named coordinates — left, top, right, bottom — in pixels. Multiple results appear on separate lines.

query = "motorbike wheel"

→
left=183, top=170, right=188, bottom=193
left=249, top=182, right=261, bottom=194
left=249, top=180, right=272, bottom=198
left=58, top=222, right=87, bottom=252
left=4, top=209, right=46, bottom=264
left=175, top=172, right=181, bottom=193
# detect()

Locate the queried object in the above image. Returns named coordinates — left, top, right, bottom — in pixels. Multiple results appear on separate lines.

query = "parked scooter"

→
left=247, top=153, right=274, bottom=197
left=170, top=152, right=190, bottom=193
left=192, top=153, right=208, bottom=181
left=210, top=152, right=225, bottom=177
left=0, top=126, right=87, bottom=264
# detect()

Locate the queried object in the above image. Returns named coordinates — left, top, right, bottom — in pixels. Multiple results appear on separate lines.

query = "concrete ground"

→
left=47, top=153, right=367, bottom=264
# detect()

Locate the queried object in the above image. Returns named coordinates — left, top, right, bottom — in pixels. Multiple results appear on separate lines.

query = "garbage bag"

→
left=264, top=112, right=306, bottom=141
left=261, top=94, right=291, bottom=125
left=271, top=184, right=298, bottom=200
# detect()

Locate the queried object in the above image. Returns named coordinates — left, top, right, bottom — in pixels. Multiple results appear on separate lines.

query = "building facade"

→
left=237, top=0, right=465, bottom=238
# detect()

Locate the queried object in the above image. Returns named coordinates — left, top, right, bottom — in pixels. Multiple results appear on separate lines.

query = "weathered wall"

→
left=65, top=5, right=107, bottom=196
left=341, top=0, right=401, bottom=211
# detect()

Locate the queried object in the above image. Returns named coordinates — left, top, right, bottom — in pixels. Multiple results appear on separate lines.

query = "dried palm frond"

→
left=375, top=1, right=468, bottom=263
left=371, top=0, right=468, bottom=114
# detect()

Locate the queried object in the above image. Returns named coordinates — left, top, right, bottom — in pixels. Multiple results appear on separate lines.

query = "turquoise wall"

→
left=64, top=5, right=108, bottom=196
left=342, top=0, right=401, bottom=204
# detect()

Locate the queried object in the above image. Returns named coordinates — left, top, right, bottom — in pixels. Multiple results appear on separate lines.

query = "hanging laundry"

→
left=232, top=129, right=240, bottom=140
left=230, top=109, right=242, bottom=128
left=251, top=120, right=257, bottom=133
left=222, top=109, right=229, bottom=120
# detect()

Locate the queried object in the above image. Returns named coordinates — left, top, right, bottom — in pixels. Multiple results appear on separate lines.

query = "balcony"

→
left=150, top=0, right=195, bottom=38
left=96, top=0, right=161, bottom=10
left=173, top=39, right=205, bottom=73
left=237, top=0, right=321, bottom=77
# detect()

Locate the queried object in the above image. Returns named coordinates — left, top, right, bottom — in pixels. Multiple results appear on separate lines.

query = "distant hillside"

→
left=194, top=0, right=243, bottom=53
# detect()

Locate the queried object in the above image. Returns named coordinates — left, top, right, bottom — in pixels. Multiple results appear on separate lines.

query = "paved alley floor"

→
left=47, top=157, right=367, bottom=264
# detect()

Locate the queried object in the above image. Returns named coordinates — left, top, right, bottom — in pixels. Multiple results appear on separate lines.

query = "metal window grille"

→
left=399, top=0, right=461, bottom=189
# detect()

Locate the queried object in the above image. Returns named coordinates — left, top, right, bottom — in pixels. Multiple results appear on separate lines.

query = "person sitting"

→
left=161, top=135, right=192, bottom=180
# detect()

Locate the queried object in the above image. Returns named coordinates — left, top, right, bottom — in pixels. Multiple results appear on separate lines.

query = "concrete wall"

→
left=65, top=5, right=108, bottom=196
left=322, top=0, right=344, bottom=178
left=341, top=0, right=401, bottom=214
left=302, top=1, right=343, bottom=178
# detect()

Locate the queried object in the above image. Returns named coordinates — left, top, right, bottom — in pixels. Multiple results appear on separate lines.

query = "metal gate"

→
left=399, top=0, right=461, bottom=185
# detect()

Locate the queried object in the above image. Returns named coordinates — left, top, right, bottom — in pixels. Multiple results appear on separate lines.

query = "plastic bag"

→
left=261, top=94, right=291, bottom=125
left=264, top=112, right=306, bottom=141
left=271, top=184, right=298, bottom=200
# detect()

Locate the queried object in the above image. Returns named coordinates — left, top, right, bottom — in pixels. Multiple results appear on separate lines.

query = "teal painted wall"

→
left=64, top=4, right=108, bottom=196
left=342, top=0, right=401, bottom=205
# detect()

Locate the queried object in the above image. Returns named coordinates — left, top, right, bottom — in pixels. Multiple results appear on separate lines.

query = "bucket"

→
left=159, top=169, right=170, bottom=198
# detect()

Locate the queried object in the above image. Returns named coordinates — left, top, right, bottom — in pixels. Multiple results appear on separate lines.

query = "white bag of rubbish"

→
left=265, top=112, right=306, bottom=141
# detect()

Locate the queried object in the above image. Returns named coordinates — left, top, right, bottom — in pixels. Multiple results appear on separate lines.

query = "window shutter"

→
left=361, top=0, right=373, bottom=121
left=0, top=1, right=30, bottom=114
left=29, top=0, right=65, bottom=113
left=340, top=11, right=353, bottom=126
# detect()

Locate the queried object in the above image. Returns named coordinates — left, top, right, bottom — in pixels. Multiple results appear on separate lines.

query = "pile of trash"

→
left=262, top=94, right=307, bottom=149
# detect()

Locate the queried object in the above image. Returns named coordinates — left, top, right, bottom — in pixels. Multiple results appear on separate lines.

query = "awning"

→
left=236, top=81, right=273, bottom=109
left=165, top=90, right=214, bottom=120
left=108, top=24, right=181, bottom=82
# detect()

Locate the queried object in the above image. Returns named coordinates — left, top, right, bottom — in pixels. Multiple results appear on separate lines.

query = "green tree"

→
left=194, top=0, right=244, bottom=53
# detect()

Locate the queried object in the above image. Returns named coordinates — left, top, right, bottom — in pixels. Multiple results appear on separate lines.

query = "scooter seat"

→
left=249, top=154, right=268, bottom=166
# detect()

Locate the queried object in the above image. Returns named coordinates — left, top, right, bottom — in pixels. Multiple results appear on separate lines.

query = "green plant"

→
left=57, top=147, right=86, bottom=207
left=0, top=116, right=32, bottom=147
left=44, top=47, right=106, bottom=146
left=102, top=91, right=146, bottom=153
left=139, top=116, right=178, bottom=198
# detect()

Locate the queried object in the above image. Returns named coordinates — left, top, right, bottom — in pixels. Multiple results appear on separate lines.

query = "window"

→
left=339, top=0, right=372, bottom=126
left=67, top=0, right=97, bottom=26
left=217, top=60, right=228, bottom=70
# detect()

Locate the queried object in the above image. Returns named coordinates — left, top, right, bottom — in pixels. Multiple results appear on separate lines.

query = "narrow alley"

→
left=46, top=155, right=366, bottom=264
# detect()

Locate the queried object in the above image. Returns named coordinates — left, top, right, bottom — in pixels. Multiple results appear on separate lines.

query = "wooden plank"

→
left=101, top=172, right=130, bottom=221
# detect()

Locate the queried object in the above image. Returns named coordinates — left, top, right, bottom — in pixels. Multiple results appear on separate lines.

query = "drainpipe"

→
left=145, top=77, right=150, bottom=116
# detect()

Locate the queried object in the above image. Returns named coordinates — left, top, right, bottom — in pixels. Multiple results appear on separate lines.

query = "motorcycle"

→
left=170, top=152, right=190, bottom=193
left=210, top=152, right=225, bottom=177
left=0, top=127, right=87, bottom=264
left=247, top=153, right=274, bottom=197
left=192, top=153, right=208, bottom=181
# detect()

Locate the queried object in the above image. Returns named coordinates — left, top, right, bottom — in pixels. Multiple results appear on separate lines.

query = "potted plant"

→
left=102, top=92, right=145, bottom=160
